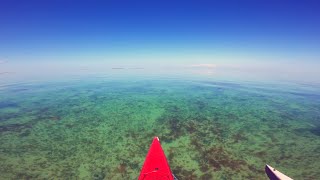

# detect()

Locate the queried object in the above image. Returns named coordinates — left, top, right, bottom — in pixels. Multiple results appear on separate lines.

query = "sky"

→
left=0, top=0, right=320, bottom=82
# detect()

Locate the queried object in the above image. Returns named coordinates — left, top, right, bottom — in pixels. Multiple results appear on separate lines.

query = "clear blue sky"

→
left=1, top=0, right=319, bottom=70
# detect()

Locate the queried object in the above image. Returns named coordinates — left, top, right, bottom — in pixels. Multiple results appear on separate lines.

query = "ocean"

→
left=1, top=74, right=319, bottom=179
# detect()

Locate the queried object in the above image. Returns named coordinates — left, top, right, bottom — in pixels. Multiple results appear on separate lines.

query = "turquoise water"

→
left=1, top=76, right=320, bottom=179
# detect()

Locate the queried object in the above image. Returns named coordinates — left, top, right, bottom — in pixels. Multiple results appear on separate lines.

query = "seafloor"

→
left=0, top=78, right=320, bottom=179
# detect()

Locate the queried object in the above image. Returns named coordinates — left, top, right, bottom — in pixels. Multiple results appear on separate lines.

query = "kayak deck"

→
left=138, top=137, right=174, bottom=180
left=139, top=137, right=293, bottom=180
left=265, top=164, right=293, bottom=180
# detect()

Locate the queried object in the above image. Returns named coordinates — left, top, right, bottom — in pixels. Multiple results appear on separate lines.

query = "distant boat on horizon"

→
left=111, top=67, right=125, bottom=69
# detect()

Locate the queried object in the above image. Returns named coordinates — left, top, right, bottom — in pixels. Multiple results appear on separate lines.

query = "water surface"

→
left=0, top=77, right=320, bottom=179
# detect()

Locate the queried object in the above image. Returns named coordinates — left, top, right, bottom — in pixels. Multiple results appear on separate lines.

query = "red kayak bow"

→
left=138, top=137, right=174, bottom=180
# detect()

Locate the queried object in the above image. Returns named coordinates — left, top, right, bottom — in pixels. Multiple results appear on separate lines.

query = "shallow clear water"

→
left=0, top=76, right=320, bottom=179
